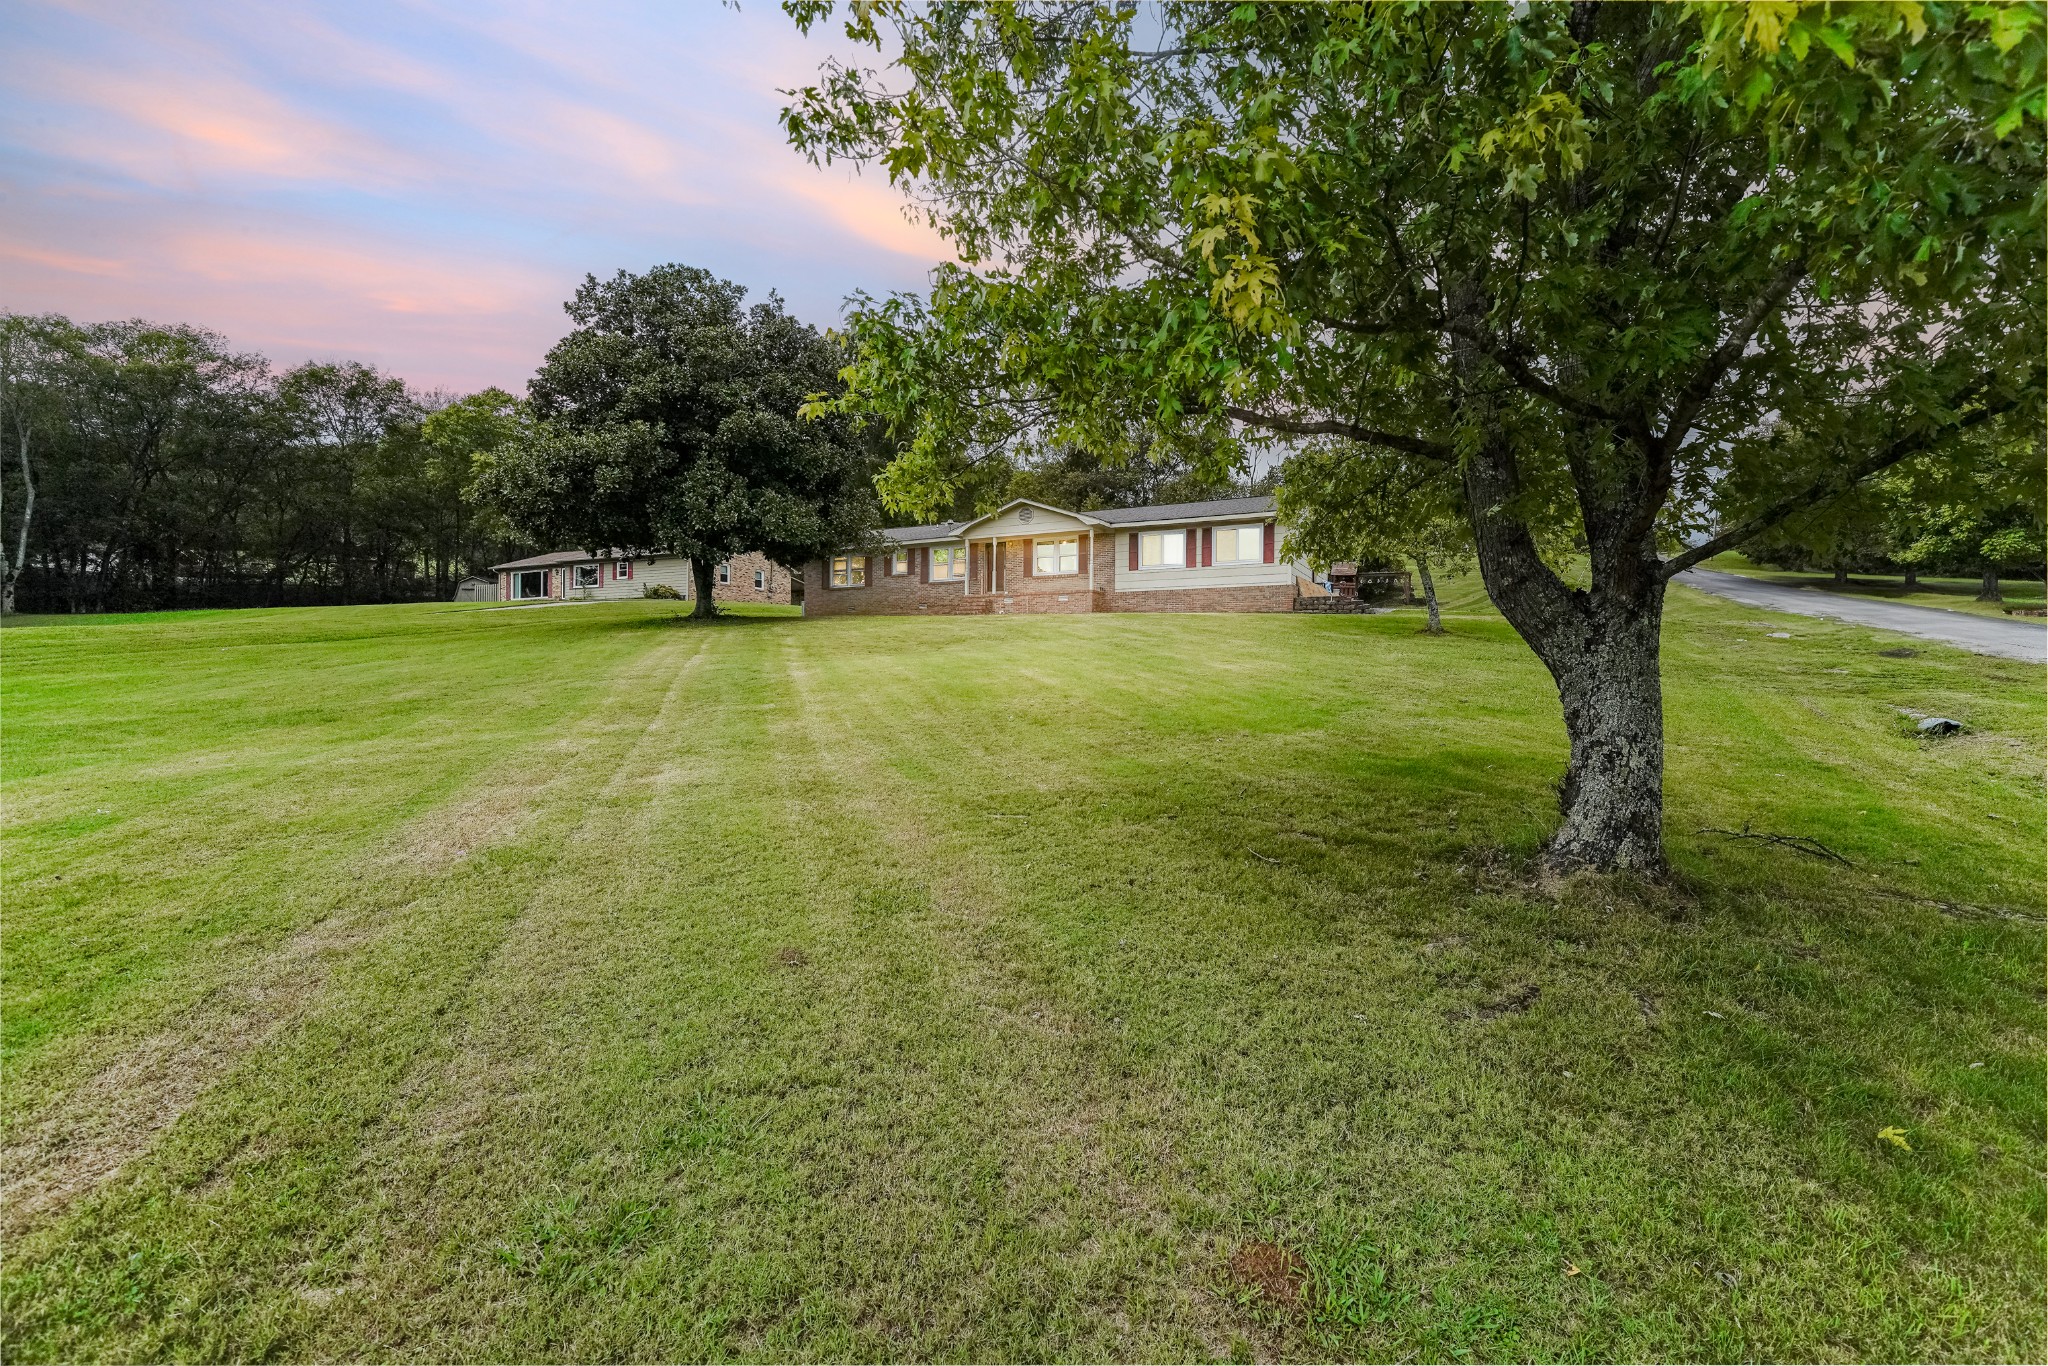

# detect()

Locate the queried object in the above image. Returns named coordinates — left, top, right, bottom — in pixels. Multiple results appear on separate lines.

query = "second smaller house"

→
left=491, top=549, right=797, bottom=605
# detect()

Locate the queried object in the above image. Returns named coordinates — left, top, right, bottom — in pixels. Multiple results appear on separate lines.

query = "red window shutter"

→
left=1263, top=522, right=1276, bottom=563
left=1201, top=527, right=1213, bottom=567
left=919, top=546, right=929, bottom=583
left=1128, top=533, right=1139, bottom=571
left=865, top=555, right=875, bottom=584
left=1023, top=540, right=1033, bottom=576
left=1186, top=528, right=1197, bottom=567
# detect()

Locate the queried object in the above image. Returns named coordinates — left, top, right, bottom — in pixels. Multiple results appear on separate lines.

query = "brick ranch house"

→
left=489, top=549, right=797, bottom=606
left=802, top=495, right=1319, bottom=616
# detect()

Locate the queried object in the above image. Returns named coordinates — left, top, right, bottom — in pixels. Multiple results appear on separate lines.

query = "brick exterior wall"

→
left=1091, top=535, right=1297, bottom=613
left=803, top=550, right=992, bottom=616
left=804, top=531, right=1297, bottom=616
left=709, top=551, right=797, bottom=606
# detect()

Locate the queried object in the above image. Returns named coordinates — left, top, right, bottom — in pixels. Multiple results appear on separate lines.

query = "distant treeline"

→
left=0, top=313, right=533, bottom=614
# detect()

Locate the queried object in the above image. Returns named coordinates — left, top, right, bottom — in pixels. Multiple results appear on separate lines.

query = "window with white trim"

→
left=616, top=557, right=634, bottom=580
left=754, top=568, right=766, bottom=590
left=1213, top=524, right=1264, bottom=565
left=514, top=569, right=546, bottom=599
left=717, top=562, right=732, bottom=585
left=1137, top=529, right=1186, bottom=569
left=929, top=545, right=967, bottom=580
left=830, top=555, right=865, bottom=587
left=572, top=563, right=600, bottom=589
left=1034, top=536, right=1079, bottom=576
left=890, top=550, right=909, bottom=576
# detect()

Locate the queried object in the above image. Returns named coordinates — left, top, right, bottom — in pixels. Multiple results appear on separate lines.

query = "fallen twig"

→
left=1698, top=825, right=1853, bottom=866
left=1248, top=849, right=1281, bottom=865
left=1868, top=889, right=2044, bottom=924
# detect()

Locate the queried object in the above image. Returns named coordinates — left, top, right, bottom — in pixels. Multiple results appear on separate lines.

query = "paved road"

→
left=1676, top=568, right=2047, bottom=663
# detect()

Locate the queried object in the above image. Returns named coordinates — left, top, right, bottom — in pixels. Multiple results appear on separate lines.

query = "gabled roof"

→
left=490, top=548, right=634, bottom=571
left=949, top=497, right=1104, bottom=538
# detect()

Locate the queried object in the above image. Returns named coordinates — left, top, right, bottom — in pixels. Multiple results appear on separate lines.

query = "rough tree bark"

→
left=690, top=556, right=719, bottom=618
left=1976, top=569, right=2001, bottom=602
left=1903, top=567, right=1919, bottom=588
left=1462, top=437, right=1670, bottom=875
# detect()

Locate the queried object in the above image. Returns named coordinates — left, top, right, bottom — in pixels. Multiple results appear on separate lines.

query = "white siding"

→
left=1114, top=530, right=1307, bottom=593
left=565, top=557, right=696, bottom=601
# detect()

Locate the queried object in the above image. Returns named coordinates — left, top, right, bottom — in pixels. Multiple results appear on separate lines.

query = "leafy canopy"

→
left=481, top=265, right=880, bottom=569
left=783, top=1, right=2044, bottom=558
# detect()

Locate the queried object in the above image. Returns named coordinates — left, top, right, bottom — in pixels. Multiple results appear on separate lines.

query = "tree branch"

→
left=1222, top=405, right=1453, bottom=460
left=1443, top=322, right=1622, bottom=423
left=1658, top=261, right=1805, bottom=449
left=1660, top=374, right=2029, bottom=579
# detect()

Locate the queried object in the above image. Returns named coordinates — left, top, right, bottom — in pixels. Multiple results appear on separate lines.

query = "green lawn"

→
left=3, top=591, right=2042, bottom=1362
left=1701, top=552, right=2048, bottom=620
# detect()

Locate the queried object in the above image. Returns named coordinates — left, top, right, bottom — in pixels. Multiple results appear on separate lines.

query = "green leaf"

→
left=1815, top=24, right=1858, bottom=68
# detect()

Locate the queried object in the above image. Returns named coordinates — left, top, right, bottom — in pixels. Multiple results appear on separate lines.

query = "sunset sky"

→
left=0, top=0, right=949, bottom=393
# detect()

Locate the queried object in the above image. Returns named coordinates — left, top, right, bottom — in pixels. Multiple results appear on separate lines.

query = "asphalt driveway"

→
left=1676, top=569, right=2047, bottom=663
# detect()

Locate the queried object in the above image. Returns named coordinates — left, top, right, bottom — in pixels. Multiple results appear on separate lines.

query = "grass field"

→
left=1701, top=552, right=2048, bottom=621
left=3, top=588, right=2042, bottom=1362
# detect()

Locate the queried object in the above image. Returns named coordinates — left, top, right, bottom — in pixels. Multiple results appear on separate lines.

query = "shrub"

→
left=642, top=583, right=683, bottom=600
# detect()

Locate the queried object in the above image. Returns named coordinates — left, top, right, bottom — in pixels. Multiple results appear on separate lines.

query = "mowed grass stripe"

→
left=1, top=598, right=2039, bottom=1361
left=2, top=604, right=682, bottom=1097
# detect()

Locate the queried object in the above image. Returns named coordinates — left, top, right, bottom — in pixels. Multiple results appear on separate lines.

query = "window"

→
left=1213, top=524, right=1264, bottom=565
left=1137, top=529, right=1186, bottom=569
left=830, top=555, right=865, bottom=588
left=1034, top=537, right=1079, bottom=576
left=572, top=563, right=600, bottom=589
left=515, top=569, right=546, bottom=599
left=754, top=568, right=766, bottom=590
left=890, top=549, right=910, bottom=576
left=929, top=545, right=967, bottom=580
left=717, top=562, right=731, bottom=585
left=616, top=558, right=633, bottom=581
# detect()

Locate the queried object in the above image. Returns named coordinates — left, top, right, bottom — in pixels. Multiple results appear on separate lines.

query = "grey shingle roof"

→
left=1086, top=494, right=1275, bottom=525
left=490, top=549, right=602, bottom=571
left=878, top=521, right=970, bottom=545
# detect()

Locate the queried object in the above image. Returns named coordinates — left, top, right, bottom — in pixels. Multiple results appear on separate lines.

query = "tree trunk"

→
left=1903, top=567, right=1918, bottom=588
left=1543, top=604, right=1667, bottom=873
left=690, top=556, right=718, bottom=618
left=5, top=418, right=32, bottom=615
left=1415, top=554, right=1442, bottom=633
left=1832, top=565, right=1849, bottom=586
left=1461, top=438, right=1668, bottom=875
left=1976, top=568, right=2001, bottom=602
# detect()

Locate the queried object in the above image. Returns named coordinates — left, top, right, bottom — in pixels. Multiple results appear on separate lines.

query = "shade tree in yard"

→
left=1281, top=445, right=1477, bottom=635
left=481, top=265, right=882, bottom=618
left=782, top=0, right=2046, bottom=872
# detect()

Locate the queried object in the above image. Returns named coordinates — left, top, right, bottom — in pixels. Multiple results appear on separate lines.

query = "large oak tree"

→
left=483, top=265, right=882, bottom=616
left=782, top=0, right=2044, bottom=871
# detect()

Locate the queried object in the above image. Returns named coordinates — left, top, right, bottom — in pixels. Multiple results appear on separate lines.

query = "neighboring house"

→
left=489, top=549, right=797, bottom=605
left=803, top=495, right=1315, bottom=617
left=452, top=576, right=498, bottom=602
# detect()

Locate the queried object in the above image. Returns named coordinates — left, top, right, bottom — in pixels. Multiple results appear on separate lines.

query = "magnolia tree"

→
left=482, top=266, right=881, bottom=617
left=783, top=0, right=2044, bottom=872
